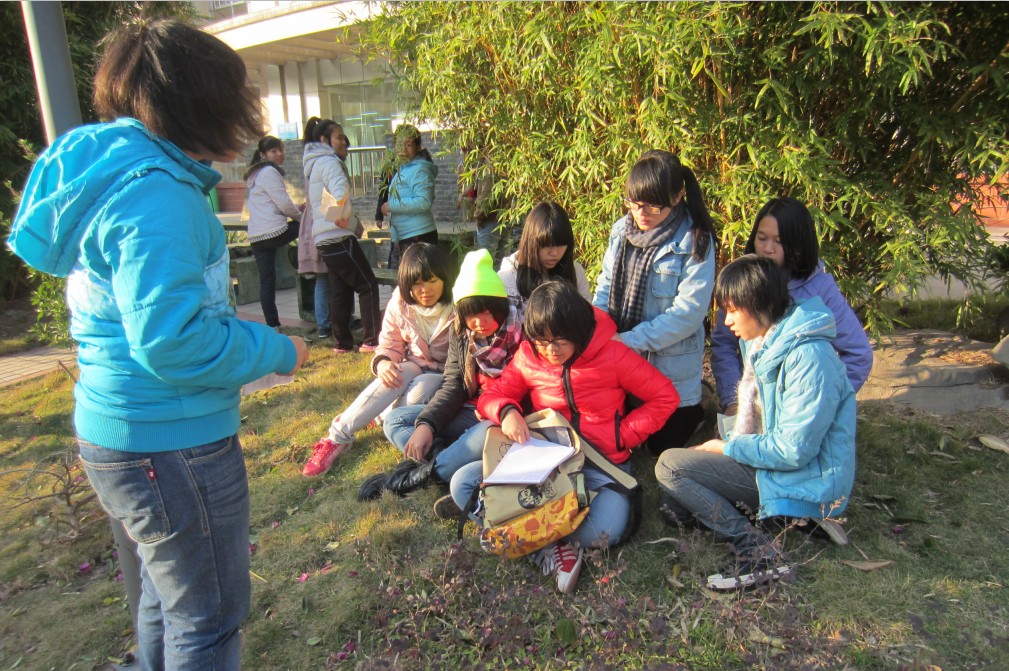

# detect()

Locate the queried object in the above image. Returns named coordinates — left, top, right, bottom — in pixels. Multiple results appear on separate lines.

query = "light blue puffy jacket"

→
left=8, top=118, right=296, bottom=452
left=592, top=214, right=715, bottom=406
left=723, top=297, right=857, bottom=519
left=388, top=156, right=438, bottom=242
left=711, top=260, right=873, bottom=407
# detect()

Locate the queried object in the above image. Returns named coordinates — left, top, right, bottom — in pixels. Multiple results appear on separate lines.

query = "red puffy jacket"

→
left=478, top=307, right=680, bottom=464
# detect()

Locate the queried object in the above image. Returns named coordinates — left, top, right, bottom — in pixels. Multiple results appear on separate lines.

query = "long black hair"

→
left=515, top=202, right=578, bottom=299
left=744, top=197, right=820, bottom=280
left=626, top=151, right=715, bottom=262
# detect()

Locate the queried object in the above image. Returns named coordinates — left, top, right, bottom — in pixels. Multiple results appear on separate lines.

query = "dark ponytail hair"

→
left=303, top=116, right=339, bottom=144
left=515, top=201, right=578, bottom=299
left=628, top=150, right=715, bottom=262
left=243, top=135, right=285, bottom=180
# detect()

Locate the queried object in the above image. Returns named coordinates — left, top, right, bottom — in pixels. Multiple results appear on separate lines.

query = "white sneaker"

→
left=530, top=541, right=583, bottom=594
left=706, top=556, right=792, bottom=591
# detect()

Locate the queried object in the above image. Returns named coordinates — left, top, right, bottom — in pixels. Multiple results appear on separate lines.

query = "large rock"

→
left=857, top=330, right=1009, bottom=414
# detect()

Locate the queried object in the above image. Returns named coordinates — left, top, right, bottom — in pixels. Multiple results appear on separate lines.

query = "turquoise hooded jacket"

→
left=723, top=297, right=857, bottom=519
left=8, top=118, right=297, bottom=452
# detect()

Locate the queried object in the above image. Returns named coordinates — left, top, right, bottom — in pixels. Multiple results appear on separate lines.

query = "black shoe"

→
left=357, top=460, right=419, bottom=502
left=706, top=556, right=792, bottom=591
left=383, top=460, right=437, bottom=496
left=357, top=473, right=388, bottom=501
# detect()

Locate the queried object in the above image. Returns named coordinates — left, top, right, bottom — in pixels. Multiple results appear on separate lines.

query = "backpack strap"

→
left=579, top=441, right=643, bottom=547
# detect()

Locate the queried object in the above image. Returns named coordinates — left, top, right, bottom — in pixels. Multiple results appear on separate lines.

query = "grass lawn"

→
left=1, top=340, right=1007, bottom=670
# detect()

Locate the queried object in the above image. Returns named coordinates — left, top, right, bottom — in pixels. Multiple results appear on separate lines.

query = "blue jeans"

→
left=79, top=435, right=250, bottom=671
left=653, top=448, right=773, bottom=558
left=383, top=404, right=488, bottom=482
left=450, top=461, right=632, bottom=549
left=314, top=274, right=331, bottom=334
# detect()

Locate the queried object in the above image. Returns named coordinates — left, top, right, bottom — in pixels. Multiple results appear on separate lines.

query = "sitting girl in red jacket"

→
left=453, top=281, right=680, bottom=594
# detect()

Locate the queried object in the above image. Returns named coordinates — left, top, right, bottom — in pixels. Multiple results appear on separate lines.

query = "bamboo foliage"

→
left=355, top=1, right=1009, bottom=332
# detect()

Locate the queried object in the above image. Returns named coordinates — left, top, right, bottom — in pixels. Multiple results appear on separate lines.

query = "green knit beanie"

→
left=453, top=249, right=507, bottom=303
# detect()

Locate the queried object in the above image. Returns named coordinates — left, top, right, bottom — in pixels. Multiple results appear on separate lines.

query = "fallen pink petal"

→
left=78, top=561, right=91, bottom=574
left=299, top=573, right=309, bottom=583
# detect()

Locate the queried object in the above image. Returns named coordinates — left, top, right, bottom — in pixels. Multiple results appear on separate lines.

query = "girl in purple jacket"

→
left=711, top=198, right=873, bottom=414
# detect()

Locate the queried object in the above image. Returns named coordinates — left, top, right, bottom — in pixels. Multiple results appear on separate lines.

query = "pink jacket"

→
left=371, top=287, right=454, bottom=375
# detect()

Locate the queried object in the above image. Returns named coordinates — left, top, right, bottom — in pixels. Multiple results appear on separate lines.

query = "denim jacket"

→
left=592, top=215, right=715, bottom=406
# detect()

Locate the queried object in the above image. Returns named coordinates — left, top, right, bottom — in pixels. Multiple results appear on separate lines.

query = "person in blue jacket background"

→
left=655, top=255, right=856, bottom=591
left=711, top=197, right=873, bottom=414
left=381, top=124, right=438, bottom=268
left=8, top=20, right=308, bottom=670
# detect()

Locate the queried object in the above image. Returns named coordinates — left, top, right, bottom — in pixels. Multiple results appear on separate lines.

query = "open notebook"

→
left=483, top=437, right=576, bottom=485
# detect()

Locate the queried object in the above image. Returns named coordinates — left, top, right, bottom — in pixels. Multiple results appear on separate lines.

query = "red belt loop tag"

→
left=147, top=467, right=157, bottom=481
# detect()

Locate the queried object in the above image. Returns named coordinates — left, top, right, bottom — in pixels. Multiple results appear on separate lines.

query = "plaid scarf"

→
left=734, top=324, right=776, bottom=436
left=606, top=207, right=686, bottom=332
left=463, top=303, right=523, bottom=396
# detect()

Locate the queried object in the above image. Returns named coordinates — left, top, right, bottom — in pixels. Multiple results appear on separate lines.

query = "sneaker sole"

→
left=706, top=564, right=792, bottom=591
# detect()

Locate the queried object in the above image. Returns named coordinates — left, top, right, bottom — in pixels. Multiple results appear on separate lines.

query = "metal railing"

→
left=345, top=146, right=388, bottom=197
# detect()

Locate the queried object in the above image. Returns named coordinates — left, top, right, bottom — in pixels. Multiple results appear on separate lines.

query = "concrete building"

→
left=197, top=0, right=464, bottom=227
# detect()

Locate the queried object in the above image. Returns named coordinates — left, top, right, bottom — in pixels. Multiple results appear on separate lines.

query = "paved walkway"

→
left=0, top=346, right=78, bottom=388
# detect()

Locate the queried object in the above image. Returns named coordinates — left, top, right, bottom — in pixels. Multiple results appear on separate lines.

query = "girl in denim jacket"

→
left=593, top=151, right=716, bottom=451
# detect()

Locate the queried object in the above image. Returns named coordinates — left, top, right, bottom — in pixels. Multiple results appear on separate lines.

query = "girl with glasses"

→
left=448, top=281, right=679, bottom=593
left=593, top=150, right=717, bottom=452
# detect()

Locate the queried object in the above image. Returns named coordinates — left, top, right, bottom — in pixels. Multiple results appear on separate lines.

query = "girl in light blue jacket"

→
left=711, top=197, right=873, bottom=413
left=593, top=151, right=716, bottom=452
left=382, top=124, right=439, bottom=265
left=655, top=255, right=856, bottom=591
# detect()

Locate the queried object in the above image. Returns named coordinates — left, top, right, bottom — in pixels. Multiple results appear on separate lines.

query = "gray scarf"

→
left=606, top=206, right=686, bottom=332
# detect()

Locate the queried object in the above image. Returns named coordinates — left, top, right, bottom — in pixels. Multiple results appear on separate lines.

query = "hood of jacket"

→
left=9, top=118, right=219, bottom=278
left=396, top=154, right=438, bottom=182
left=575, top=307, right=618, bottom=366
left=749, top=297, right=836, bottom=381
left=302, top=142, right=337, bottom=179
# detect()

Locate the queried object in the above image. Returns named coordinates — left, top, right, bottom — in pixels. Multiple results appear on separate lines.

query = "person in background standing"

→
left=245, top=135, right=303, bottom=331
left=382, top=124, right=438, bottom=269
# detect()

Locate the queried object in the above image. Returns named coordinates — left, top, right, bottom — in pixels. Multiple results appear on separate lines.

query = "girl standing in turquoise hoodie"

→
left=8, top=20, right=308, bottom=670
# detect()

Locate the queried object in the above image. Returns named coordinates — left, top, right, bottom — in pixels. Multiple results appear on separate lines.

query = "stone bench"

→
left=229, top=245, right=297, bottom=305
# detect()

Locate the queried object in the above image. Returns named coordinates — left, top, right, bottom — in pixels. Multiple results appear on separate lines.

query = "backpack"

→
left=462, top=408, right=641, bottom=559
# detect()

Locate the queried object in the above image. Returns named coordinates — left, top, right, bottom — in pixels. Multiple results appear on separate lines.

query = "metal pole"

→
left=21, top=1, right=82, bottom=144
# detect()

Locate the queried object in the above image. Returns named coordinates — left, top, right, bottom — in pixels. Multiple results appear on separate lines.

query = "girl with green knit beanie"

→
left=358, top=249, right=523, bottom=504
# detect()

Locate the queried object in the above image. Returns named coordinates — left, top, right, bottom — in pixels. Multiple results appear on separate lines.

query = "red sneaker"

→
left=301, top=438, right=350, bottom=477
left=530, top=541, right=583, bottom=594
